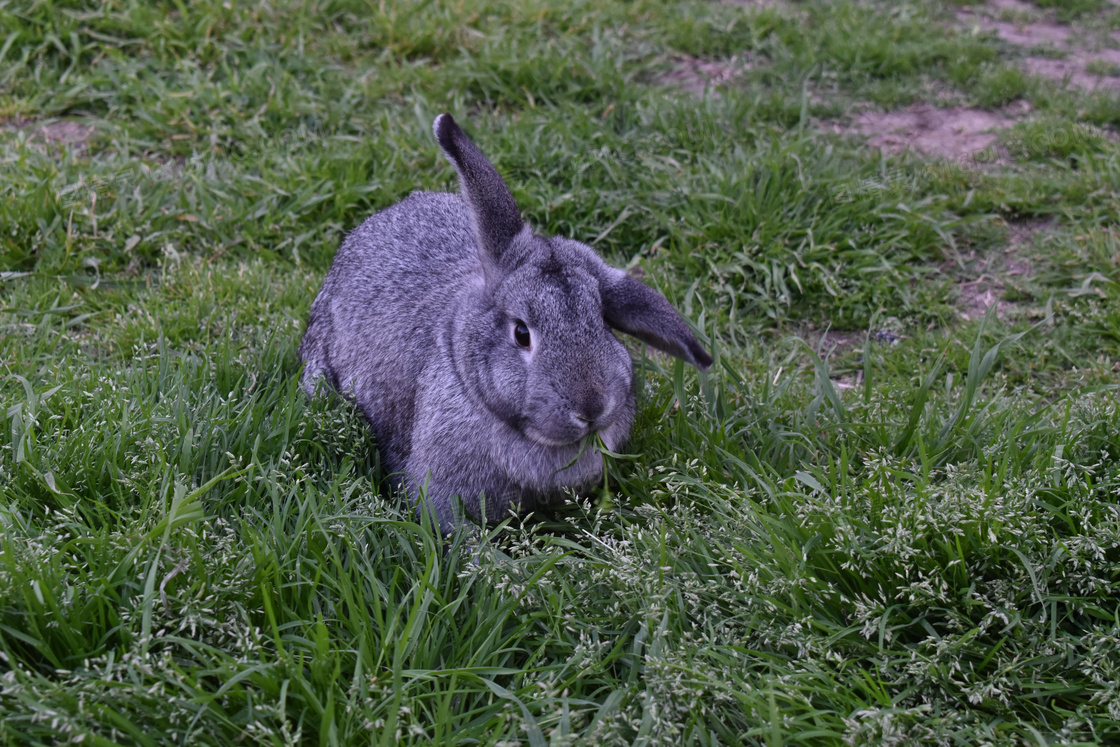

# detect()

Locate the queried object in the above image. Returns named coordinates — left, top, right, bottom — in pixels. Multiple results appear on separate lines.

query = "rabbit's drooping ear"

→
left=600, top=272, right=714, bottom=370
left=434, top=114, right=525, bottom=274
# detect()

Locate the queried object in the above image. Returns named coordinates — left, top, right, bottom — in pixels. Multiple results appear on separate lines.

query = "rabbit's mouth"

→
left=522, top=424, right=593, bottom=448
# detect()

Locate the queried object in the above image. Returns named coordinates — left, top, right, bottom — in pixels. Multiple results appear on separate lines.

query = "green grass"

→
left=3, top=0, right=1120, bottom=743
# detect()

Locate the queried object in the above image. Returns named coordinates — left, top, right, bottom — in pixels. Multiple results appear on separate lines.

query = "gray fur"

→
left=299, top=114, right=712, bottom=530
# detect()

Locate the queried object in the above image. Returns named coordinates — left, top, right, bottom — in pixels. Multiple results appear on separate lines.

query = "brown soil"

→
left=1022, top=55, right=1120, bottom=92
left=5, top=118, right=96, bottom=155
left=827, top=0, right=1120, bottom=164
left=831, top=104, right=1015, bottom=163
left=955, top=217, right=1050, bottom=322
left=957, top=2, right=1120, bottom=91
left=800, top=325, right=905, bottom=358
left=656, top=55, right=749, bottom=95
left=811, top=328, right=863, bottom=357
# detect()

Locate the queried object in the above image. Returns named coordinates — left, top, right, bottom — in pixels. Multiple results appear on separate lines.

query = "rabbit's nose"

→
left=574, top=395, right=607, bottom=428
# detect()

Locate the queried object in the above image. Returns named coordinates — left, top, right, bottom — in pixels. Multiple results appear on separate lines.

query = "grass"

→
left=2, top=0, right=1120, bottom=743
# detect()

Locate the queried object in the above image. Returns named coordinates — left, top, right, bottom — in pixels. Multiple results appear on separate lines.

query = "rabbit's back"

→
left=299, top=191, right=478, bottom=470
left=329, top=191, right=478, bottom=299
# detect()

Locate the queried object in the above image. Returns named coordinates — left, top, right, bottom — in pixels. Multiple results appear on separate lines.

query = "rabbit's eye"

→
left=513, top=321, right=531, bottom=349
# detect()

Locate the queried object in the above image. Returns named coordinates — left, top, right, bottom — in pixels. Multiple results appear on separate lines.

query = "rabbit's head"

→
left=434, top=114, right=712, bottom=451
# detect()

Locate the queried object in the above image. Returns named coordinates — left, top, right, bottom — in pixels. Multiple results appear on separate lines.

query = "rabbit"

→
left=299, top=114, right=712, bottom=531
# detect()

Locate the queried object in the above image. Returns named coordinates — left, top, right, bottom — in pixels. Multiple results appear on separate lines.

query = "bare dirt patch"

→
left=957, top=273, right=1015, bottom=322
left=4, top=118, right=96, bottom=155
left=986, top=0, right=1046, bottom=14
left=832, top=105, right=1014, bottom=163
left=812, top=328, right=863, bottom=357
left=955, top=218, right=1051, bottom=322
left=656, top=55, right=749, bottom=95
left=957, top=2, right=1120, bottom=92
left=1022, top=54, right=1120, bottom=92
left=796, top=324, right=907, bottom=391
left=971, top=17, right=1071, bottom=47
left=799, top=324, right=905, bottom=359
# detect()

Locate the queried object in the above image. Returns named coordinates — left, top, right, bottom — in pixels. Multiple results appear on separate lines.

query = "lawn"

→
left=2, top=0, right=1120, bottom=743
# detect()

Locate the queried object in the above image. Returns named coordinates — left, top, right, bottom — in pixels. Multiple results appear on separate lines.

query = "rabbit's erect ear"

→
left=600, top=271, right=713, bottom=371
left=434, top=114, right=524, bottom=273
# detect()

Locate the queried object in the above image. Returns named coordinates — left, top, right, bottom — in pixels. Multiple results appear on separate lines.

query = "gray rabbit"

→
left=299, top=114, right=712, bottom=530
